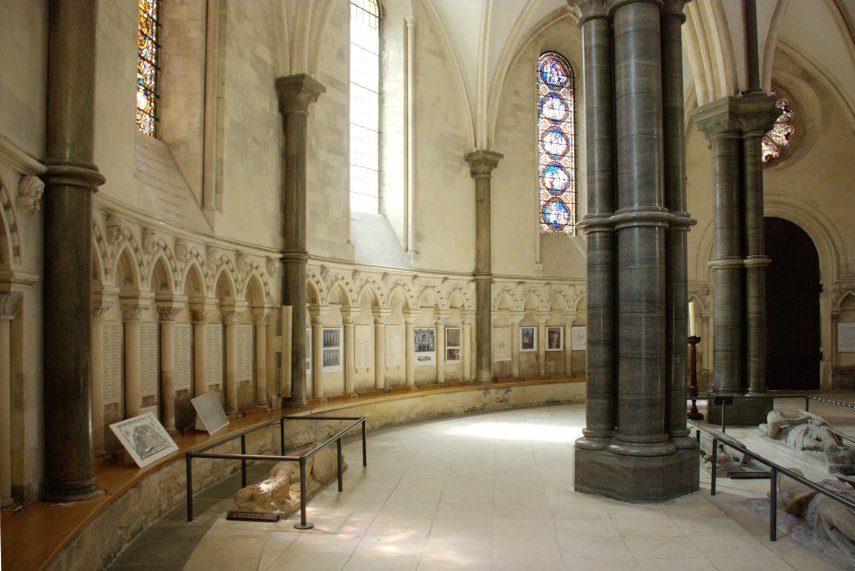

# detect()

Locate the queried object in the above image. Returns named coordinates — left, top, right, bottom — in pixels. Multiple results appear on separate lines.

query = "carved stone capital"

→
left=175, top=239, right=192, bottom=263
left=567, top=0, right=610, bottom=22
left=17, top=175, right=44, bottom=216
left=91, top=298, right=115, bottom=319
left=690, top=94, right=779, bottom=141
left=121, top=302, right=150, bottom=322
left=142, top=228, right=159, bottom=255
left=252, top=308, right=270, bottom=325
left=106, top=213, right=132, bottom=246
left=266, top=257, right=279, bottom=278
left=156, top=304, right=182, bottom=322
left=275, top=74, right=326, bottom=115
left=221, top=302, right=247, bottom=323
left=0, top=293, right=22, bottom=318
left=373, top=309, right=391, bottom=325
left=464, top=150, right=503, bottom=178
left=191, top=299, right=218, bottom=323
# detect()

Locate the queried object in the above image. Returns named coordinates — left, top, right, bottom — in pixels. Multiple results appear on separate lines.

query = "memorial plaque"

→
left=386, top=324, right=402, bottom=366
left=237, top=324, right=254, bottom=381
left=571, top=326, right=587, bottom=350
left=103, top=321, right=123, bottom=405
left=206, top=324, right=223, bottom=388
left=838, top=322, right=855, bottom=353
left=174, top=323, right=192, bottom=392
left=413, top=327, right=436, bottom=367
left=493, top=327, right=511, bottom=362
left=140, top=322, right=159, bottom=397
left=355, top=324, right=372, bottom=370
left=110, top=412, right=178, bottom=468
left=191, top=391, right=229, bottom=435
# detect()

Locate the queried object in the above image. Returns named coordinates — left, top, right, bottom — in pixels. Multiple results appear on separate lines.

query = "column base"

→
left=574, top=446, right=699, bottom=502
left=706, top=395, right=772, bottom=426
left=282, top=398, right=309, bottom=410
left=42, top=480, right=105, bottom=503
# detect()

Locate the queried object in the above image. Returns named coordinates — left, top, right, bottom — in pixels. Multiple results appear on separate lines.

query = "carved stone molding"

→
left=121, top=303, right=150, bottom=322
left=16, top=175, right=44, bottom=216
left=0, top=292, right=22, bottom=318
left=156, top=305, right=182, bottom=322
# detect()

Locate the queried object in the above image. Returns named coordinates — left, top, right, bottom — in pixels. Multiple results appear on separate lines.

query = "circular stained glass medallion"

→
left=541, top=164, right=570, bottom=194
left=542, top=198, right=571, bottom=231
left=539, top=55, right=570, bottom=88
left=541, top=129, right=568, bottom=158
left=541, top=94, right=568, bottom=122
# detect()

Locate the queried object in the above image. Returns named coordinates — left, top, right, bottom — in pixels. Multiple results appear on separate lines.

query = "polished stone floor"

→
left=108, top=402, right=848, bottom=571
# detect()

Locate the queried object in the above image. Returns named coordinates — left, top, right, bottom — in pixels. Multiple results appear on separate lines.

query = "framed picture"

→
left=546, top=326, right=564, bottom=351
left=414, top=327, right=436, bottom=366
left=322, top=327, right=342, bottom=371
left=520, top=326, right=537, bottom=352
left=110, top=412, right=179, bottom=468
left=446, top=327, right=461, bottom=363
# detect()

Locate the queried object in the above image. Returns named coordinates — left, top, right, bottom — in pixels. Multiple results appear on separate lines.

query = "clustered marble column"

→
left=571, top=0, right=698, bottom=502
left=0, top=294, right=21, bottom=506
left=691, top=97, right=778, bottom=421
left=275, top=74, right=325, bottom=409
left=42, top=0, right=106, bottom=502
left=465, top=150, right=503, bottom=384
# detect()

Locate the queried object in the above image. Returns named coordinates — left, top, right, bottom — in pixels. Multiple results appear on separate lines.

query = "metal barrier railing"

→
left=185, top=414, right=367, bottom=529
left=691, top=421, right=855, bottom=541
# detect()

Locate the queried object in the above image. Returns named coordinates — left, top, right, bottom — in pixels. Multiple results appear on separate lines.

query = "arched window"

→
left=761, top=87, right=795, bottom=166
left=350, top=0, right=381, bottom=212
left=136, top=0, right=160, bottom=136
left=537, top=52, right=576, bottom=236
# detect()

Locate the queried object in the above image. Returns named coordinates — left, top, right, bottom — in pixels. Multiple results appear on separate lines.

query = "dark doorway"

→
left=765, top=217, right=821, bottom=390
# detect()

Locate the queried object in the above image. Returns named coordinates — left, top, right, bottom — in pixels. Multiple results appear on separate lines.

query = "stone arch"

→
left=214, top=267, right=236, bottom=301
left=447, top=289, right=466, bottom=310
left=182, top=262, right=206, bottom=301
left=387, top=285, right=410, bottom=311
left=114, top=246, right=142, bottom=292
left=149, top=255, right=174, bottom=296
left=356, top=282, right=381, bottom=310
left=91, top=222, right=109, bottom=283
left=0, top=177, right=21, bottom=266
left=495, top=290, right=515, bottom=311
left=306, top=277, right=322, bottom=306
left=244, top=273, right=266, bottom=308
left=325, top=281, right=352, bottom=308
left=417, top=286, right=440, bottom=309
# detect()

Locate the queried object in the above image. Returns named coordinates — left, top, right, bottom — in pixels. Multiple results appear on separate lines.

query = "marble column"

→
left=222, top=302, right=245, bottom=416
left=404, top=310, right=417, bottom=389
left=0, top=294, right=21, bottom=507
left=662, top=0, right=694, bottom=445
left=276, top=74, right=325, bottom=409
left=343, top=312, right=356, bottom=396
left=157, top=303, right=182, bottom=433
left=121, top=301, right=148, bottom=419
left=191, top=303, right=212, bottom=398
left=90, top=292, right=115, bottom=457
left=563, top=311, right=577, bottom=377
left=373, top=310, right=389, bottom=390
left=253, top=308, right=269, bottom=408
left=461, top=312, right=473, bottom=383
left=435, top=311, right=448, bottom=385
left=465, top=150, right=502, bottom=384
left=266, top=307, right=279, bottom=407
left=573, top=0, right=616, bottom=451
left=510, top=311, right=524, bottom=378
left=536, top=313, right=549, bottom=377
left=42, top=0, right=106, bottom=502
left=571, top=0, right=698, bottom=502
left=310, top=309, right=325, bottom=400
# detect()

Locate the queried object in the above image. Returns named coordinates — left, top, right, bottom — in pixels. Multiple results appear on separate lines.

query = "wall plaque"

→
left=174, top=323, right=192, bottom=392
left=206, top=324, right=223, bottom=388
left=103, top=321, right=123, bottom=405
left=571, top=326, right=587, bottom=350
left=110, top=412, right=178, bottom=468
left=413, top=327, right=436, bottom=367
left=140, top=322, right=159, bottom=397
left=386, top=324, right=402, bottom=366
left=493, top=326, right=511, bottom=362
left=838, top=322, right=855, bottom=353
left=237, top=324, right=254, bottom=381
left=355, top=324, right=372, bottom=370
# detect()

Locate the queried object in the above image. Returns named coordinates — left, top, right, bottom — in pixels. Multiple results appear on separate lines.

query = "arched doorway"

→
left=765, top=217, right=821, bottom=390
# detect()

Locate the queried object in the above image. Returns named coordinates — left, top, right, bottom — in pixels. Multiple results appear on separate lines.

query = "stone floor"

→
left=108, top=401, right=852, bottom=571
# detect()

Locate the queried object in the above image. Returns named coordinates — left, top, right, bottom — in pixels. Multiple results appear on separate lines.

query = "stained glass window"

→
left=538, top=52, right=575, bottom=235
left=761, top=88, right=795, bottom=166
left=136, top=0, right=159, bottom=136
left=350, top=0, right=381, bottom=212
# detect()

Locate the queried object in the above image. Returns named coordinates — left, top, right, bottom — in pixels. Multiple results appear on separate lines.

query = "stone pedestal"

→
left=706, top=395, right=773, bottom=426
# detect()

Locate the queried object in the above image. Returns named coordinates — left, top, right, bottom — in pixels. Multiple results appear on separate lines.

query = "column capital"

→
left=373, top=308, right=391, bottom=324
left=252, top=307, right=270, bottom=325
left=405, top=15, right=417, bottom=27
left=191, top=299, right=219, bottom=323
left=0, top=292, right=22, bottom=318
left=690, top=94, right=779, bottom=141
left=464, top=150, right=503, bottom=178
left=535, top=311, right=551, bottom=325
left=662, top=0, right=688, bottom=20
left=567, top=0, right=610, bottom=22
left=121, top=302, right=150, bottom=323
left=221, top=301, right=248, bottom=323
left=309, top=304, right=329, bottom=323
left=156, top=303, right=183, bottom=322
left=461, top=310, right=475, bottom=324
left=509, top=310, right=525, bottom=325
left=275, top=74, right=326, bottom=115
left=403, top=309, right=419, bottom=325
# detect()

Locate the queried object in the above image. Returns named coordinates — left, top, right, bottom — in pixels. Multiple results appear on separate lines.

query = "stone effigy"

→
left=231, top=427, right=347, bottom=515
left=760, top=409, right=855, bottom=474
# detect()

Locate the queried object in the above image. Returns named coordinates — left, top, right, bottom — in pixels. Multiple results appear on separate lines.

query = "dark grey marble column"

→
left=574, top=0, right=615, bottom=451
left=661, top=0, right=694, bottom=446
left=275, top=75, right=324, bottom=408
left=42, top=0, right=106, bottom=502
left=465, top=150, right=502, bottom=384
left=609, top=0, right=674, bottom=457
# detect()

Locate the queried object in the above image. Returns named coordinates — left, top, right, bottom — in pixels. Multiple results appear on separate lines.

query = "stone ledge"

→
left=1, top=378, right=585, bottom=571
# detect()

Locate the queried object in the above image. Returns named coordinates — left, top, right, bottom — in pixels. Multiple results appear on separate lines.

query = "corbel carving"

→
left=17, top=175, right=44, bottom=215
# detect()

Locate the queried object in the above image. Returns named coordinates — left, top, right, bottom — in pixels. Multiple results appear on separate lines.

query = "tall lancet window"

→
left=350, top=0, right=381, bottom=212
left=537, top=52, right=576, bottom=236
left=136, top=0, right=160, bottom=136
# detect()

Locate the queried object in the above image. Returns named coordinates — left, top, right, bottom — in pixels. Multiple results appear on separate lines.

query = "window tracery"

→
left=136, top=0, right=159, bottom=136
